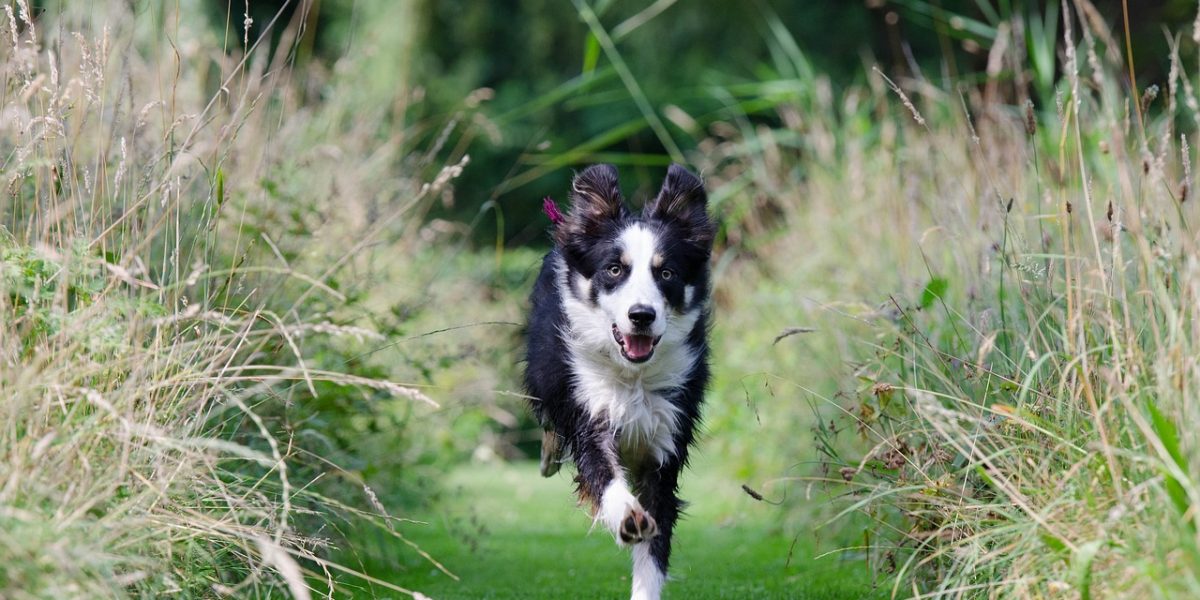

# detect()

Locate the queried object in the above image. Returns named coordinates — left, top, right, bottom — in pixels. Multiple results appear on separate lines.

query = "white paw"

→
left=619, top=505, right=659, bottom=545
left=598, top=480, right=658, bottom=545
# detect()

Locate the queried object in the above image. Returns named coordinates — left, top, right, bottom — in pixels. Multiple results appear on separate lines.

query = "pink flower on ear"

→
left=543, top=196, right=564, bottom=225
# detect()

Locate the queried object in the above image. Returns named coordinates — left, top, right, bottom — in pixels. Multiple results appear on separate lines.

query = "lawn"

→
left=339, top=461, right=886, bottom=599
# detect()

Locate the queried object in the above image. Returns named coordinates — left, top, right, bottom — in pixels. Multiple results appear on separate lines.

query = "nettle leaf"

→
left=919, top=277, right=949, bottom=309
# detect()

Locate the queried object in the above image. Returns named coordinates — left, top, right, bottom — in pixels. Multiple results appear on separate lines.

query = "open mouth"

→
left=612, top=324, right=660, bottom=363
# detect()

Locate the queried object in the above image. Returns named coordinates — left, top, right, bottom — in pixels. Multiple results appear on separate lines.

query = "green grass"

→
left=339, top=461, right=885, bottom=599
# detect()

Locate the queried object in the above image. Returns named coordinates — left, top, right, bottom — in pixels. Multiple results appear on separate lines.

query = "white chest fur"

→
left=555, top=255, right=699, bottom=465
left=571, top=356, right=685, bottom=464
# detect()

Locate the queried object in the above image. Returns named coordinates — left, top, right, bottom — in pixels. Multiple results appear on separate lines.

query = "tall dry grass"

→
left=0, top=0, right=449, bottom=597
left=693, top=2, right=1200, bottom=597
left=667, top=0, right=1200, bottom=595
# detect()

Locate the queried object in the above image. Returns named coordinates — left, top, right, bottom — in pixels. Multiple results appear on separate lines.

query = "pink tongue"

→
left=624, top=334, right=654, bottom=358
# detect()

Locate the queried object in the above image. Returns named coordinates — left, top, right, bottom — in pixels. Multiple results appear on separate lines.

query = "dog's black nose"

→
left=628, top=305, right=656, bottom=328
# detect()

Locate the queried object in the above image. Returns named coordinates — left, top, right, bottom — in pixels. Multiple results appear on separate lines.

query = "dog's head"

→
left=556, top=164, right=714, bottom=365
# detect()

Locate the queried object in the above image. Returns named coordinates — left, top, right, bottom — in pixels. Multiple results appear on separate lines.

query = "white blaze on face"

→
left=554, top=226, right=701, bottom=463
left=600, top=224, right=666, bottom=338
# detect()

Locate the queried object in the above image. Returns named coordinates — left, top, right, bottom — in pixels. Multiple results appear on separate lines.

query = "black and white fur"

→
left=524, top=164, right=714, bottom=600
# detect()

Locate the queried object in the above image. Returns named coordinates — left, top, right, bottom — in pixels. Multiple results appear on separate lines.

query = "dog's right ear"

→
left=645, top=164, right=714, bottom=249
left=554, top=164, right=626, bottom=247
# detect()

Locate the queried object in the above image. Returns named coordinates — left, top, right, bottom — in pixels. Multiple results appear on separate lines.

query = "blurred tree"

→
left=410, top=0, right=877, bottom=245
left=408, top=0, right=1199, bottom=245
left=194, top=0, right=1198, bottom=245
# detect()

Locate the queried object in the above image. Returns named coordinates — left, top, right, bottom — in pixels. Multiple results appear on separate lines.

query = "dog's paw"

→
left=619, top=506, right=658, bottom=544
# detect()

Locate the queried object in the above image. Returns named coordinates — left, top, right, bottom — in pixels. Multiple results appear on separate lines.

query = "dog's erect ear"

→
left=645, top=164, right=715, bottom=248
left=555, top=164, right=626, bottom=246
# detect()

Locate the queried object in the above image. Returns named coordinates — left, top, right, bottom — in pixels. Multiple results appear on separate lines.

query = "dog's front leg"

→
left=628, top=457, right=684, bottom=600
left=572, top=418, right=658, bottom=546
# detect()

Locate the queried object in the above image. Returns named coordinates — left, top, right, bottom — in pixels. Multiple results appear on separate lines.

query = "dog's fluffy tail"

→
left=539, top=429, right=565, bottom=477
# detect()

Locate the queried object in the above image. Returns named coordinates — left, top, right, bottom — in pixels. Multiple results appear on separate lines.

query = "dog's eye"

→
left=607, top=264, right=622, bottom=277
left=660, top=269, right=673, bottom=280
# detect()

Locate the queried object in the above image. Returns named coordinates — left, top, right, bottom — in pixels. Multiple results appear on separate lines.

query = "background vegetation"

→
left=5, top=0, right=1200, bottom=598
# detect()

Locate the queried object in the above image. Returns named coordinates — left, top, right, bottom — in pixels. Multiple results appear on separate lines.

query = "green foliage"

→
left=406, top=0, right=877, bottom=244
left=0, top=238, right=162, bottom=357
left=918, top=276, right=949, bottom=310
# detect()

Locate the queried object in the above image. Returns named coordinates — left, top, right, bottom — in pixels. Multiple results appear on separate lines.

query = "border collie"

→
left=524, top=164, right=714, bottom=600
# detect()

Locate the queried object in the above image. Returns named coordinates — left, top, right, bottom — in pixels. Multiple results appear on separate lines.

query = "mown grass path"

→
left=343, top=462, right=885, bottom=599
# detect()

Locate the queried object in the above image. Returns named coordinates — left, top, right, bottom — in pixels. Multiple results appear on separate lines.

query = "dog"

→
left=524, top=163, right=714, bottom=600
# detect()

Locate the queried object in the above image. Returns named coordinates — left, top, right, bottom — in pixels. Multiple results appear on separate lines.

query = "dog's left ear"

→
left=645, top=164, right=715, bottom=248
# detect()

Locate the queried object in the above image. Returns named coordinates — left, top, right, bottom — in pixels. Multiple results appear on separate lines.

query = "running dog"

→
left=524, top=163, right=714, bottom=600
